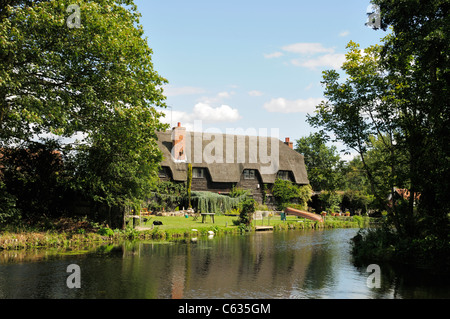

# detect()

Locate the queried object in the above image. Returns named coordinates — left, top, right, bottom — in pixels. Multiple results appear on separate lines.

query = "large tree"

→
left=0, top=0, right=168, bottom=221
left=1, top=0, right=167, bottom=142
left=295, top=132, right=342, bottom=192
left=309, top=1, right=449, bottom=265
left=373, top=0, right=450, bottom=239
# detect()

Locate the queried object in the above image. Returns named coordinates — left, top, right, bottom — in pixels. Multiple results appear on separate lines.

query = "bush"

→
left=191, top=191, right=245, bottom=214
left=341, top=190, right=374, bottom=215
left=97, top=227, right=114, bottom=237
left=238, top=198, right=255, bottom=226
left=148, top=180, right=186, bottom=212
left=318, top=190, right=342, bottom=213
left=229, top=186, right=250, bottom=198
left=0, top=181, right=20, bottom=227
left=272, top=179, right=312, bottom=210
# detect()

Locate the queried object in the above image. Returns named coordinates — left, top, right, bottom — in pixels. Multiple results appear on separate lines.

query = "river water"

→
left=0, top=228, right=448, bottom=299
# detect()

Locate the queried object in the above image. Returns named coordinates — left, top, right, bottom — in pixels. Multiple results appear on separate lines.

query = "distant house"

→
left=388, top=188, right=421, bottom=206
left=155, top=123, right=309, bottom=204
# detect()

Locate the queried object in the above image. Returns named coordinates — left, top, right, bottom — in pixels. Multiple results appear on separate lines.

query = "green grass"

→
left=0, top=214, right=371, bottom=250
left=138, top=214, right=370, bottom=240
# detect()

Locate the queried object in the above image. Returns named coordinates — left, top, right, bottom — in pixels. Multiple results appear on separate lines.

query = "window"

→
left=193, top=168, right=206, bottom=178
left=158, top=167, right=168, bottom=178
left=243, top=169, right=256, bottom=180
left=277, top=171, right=290, bottom=181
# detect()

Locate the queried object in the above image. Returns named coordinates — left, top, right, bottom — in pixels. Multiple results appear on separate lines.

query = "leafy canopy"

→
left=295, top=132, right=342, bottom=192
left=1, top=0, right=169, bottom=214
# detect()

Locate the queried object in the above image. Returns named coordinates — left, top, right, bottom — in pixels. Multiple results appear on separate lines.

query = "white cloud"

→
left=161, top=103, right=242, bottom=129
left=281, top=43, right=334, bottom=55
left=193, top=103, right=241, bottom=123
left=339, top=30, right=350, bottom=37
left=291, top=53, right=346, bottom=70
left=198, top=90, right=235, bottom=104
left=163, top=85, right=206, bottom=97
left=263, top=97, right=325, bottom=114
left=217, top=91, right=234, bottom=99
left=248, top=90, right=264, bottom=97
left=264, top=51, right=284, bottom=59
left=266, top=42, right=345, bottom=70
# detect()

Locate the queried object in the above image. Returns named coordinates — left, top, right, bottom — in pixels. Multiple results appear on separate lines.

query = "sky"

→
left=134, top=0, right=387, bottom=160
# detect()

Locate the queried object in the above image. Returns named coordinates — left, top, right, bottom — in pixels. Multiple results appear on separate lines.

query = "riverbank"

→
left=0, top=215, right=373, bottom=251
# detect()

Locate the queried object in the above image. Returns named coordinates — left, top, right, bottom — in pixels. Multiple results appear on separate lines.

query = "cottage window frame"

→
left=277, top=170, right=290, bottom=181
left=193, top=168, right=206, bottom=179
left=243, top=169, right=256, bottom=180
left=158, top=167, right=168, bottom=178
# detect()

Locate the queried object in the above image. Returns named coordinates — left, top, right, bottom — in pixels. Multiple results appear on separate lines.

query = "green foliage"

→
left=148, top=180, right=186, bottom=212
left=187, top=163, right=192, bottom=208
left=272, top=179, right=312, bottom=210
left=1, top=0, right=168, bottom=142
left=0, top=181, right=20, bottom=227
left=0, top=0, right=168, bottom=225
left=255, top=203, right=270, bottom=211
left=229, top=186, right=251, bottom=198
left=0, top=141, right=68, bottom=222
left=191, top=191, right=245, bottom=214
left=312, top=0, right=450, bottom=267
left=97, top=227, right=114, bottom=237
left=295, top=132, right=343, bottom=191
left=318, top=191, right=342, bottom=213
left=238, top=198, right=255, bottom=226
left=341, top=190, right=375, bottom=215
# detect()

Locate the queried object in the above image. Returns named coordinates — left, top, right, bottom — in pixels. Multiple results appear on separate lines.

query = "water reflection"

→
left=0, top=229, right=448, bottom=299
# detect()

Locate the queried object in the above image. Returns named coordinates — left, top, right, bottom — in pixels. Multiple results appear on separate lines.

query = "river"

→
left=0, top=228, right=448, bottom=299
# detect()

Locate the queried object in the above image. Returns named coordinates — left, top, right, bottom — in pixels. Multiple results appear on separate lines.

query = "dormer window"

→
left=193, top=168, right=206, bottom=178
left=277, top=170, right=290, bottom=181
left=243, top=169, right=256, bottom=180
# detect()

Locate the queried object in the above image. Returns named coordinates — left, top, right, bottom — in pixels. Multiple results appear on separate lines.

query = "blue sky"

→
left=135, top=0, right=387, bottom=159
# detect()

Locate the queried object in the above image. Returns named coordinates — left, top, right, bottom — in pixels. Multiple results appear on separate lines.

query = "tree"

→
left=272, top=179, right=312, bottom=210
left=187, top=163, right=192, bottom=208
left=310, top=1, right=449, bottom=266
left=307, top=41, right=413, bottom=235
left=0, top=140, right=67, bottom=221
left=1, top=0, right=167, bottom=143
left=295, top=132, right=343, bottom=191
left=238, top=198, right=255, bottom=226
left=372, top=0, right=450, bottom=239
left=339, top=157, right=370, bottom=193
left=0, top=0, right=168, bottom=223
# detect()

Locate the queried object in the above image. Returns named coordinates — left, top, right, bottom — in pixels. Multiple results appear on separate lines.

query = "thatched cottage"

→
left=156, top=123, right=309, bottom=204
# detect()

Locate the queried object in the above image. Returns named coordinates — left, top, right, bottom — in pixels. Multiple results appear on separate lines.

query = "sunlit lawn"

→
left=139, top=214, right=308, bottom=231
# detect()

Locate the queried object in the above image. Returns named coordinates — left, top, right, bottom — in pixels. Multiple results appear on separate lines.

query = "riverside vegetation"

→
left=0, top=214, right=373, bottom=251
left=1, top=1, right=447, bottom=270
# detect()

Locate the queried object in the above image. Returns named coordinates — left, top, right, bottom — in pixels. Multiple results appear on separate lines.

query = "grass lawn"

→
left=140, top=214, right=306, bottom=230
left=136, top=214, right=363, bottom=239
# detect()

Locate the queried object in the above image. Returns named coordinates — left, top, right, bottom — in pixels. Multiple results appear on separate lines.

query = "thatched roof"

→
left=156, top=130, right=309, bottom=185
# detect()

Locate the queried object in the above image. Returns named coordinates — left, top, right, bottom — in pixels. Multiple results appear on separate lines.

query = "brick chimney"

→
left=171, top=122, right=186, bottom=162
left=284, top=137, right=293, bottom=149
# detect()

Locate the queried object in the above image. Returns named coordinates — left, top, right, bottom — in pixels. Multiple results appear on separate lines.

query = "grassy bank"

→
left=0, top=215, right=373, bottom=250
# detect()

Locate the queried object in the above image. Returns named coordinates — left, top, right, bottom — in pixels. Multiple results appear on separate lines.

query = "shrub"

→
left=318, top=190, right=342, bottom=213
left=0, top=181, right=20, bottom=227
left=191, top=191, right=245, bottom=214
left=229, top=186, right=251, bottom=198
left=97, top=227, right=114, bottom=237
left=238, top=198, right=255, bottom=226
left=272, top=179, right=312, bottom=210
